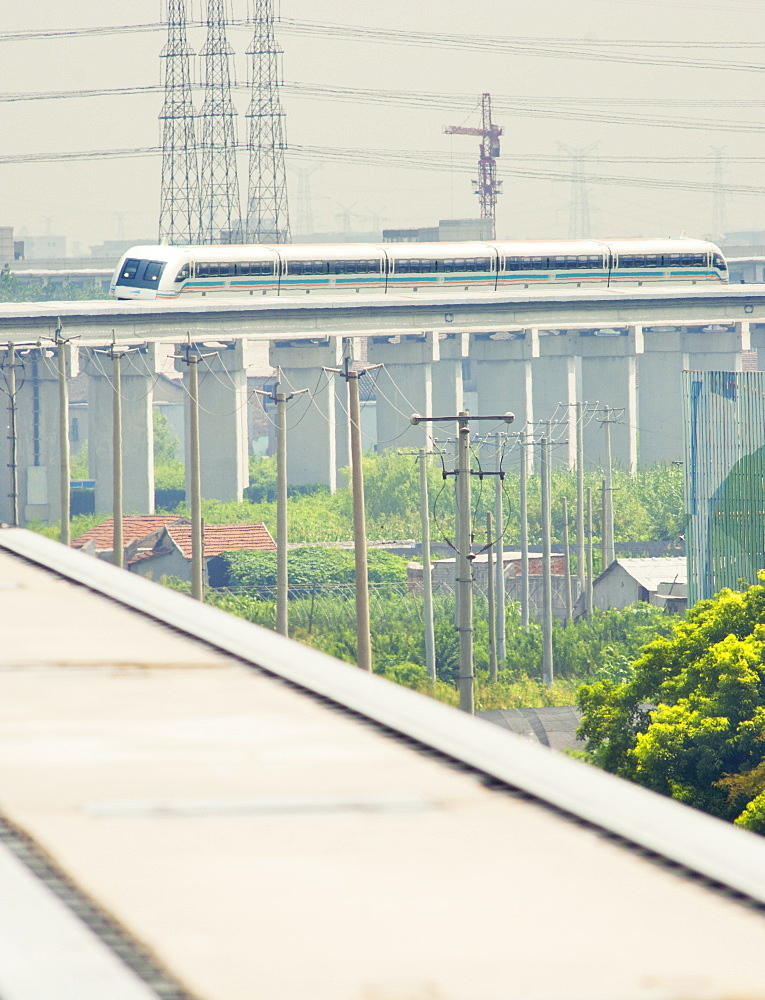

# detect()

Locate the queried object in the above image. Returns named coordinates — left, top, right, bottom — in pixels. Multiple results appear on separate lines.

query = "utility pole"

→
left=175, top=339, right=217, bottom=601
left=561, top=495, right=572, bottom=621
left=93, top=338, right=139, bottom=569
left=52, top=321, right=72, bottom=546
left=419, top=450, right=436, bottom=681
left=254, top=372, right=308, bottom=636
left=519, top=430, right=530, bottom=629
left=494, top=452, right=506, bottom=662
left=326, top=345, right=382, bottom=672
left=576, top=401, right=585, bottom=598
left=412, top=409, right=514, bottom=713
left=600, top=404, right=617, bottom=568
left=586, top=486, right=594, bottom=616
left=3, top=344, right=19, bottom=526
left=486, top=511, right=497, bottom=682
left=540, top=435, right=554, bottom=686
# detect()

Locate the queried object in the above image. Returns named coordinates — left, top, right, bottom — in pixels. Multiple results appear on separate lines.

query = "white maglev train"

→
left=110, top=237, right=728, bottom=301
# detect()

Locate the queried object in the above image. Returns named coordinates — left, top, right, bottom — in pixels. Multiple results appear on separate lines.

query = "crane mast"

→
left=445, top=93, right=503, bottom=240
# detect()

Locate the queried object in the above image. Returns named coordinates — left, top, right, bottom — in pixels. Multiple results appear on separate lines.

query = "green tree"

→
left=578, top=578, right=765, bottom=824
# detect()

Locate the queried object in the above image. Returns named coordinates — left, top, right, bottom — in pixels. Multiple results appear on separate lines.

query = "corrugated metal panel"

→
left=684, top=370, right=765, bottom=602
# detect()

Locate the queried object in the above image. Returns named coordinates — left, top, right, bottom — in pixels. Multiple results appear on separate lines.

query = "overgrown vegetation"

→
left=205, top=578, right=672, bottom=709
left=0, top=265, right=109, bottom=303
left=578, top=576, right=765, bottom=833
left=158, top=452, right=686, bottom=548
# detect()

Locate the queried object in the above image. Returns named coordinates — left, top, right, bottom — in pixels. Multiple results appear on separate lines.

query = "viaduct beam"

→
left=0, top=286, right=764, bottom=345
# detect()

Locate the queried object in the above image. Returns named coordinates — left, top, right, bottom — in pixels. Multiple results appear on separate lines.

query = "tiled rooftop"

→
left=72, top=516, right=184, bottom=550
left=167, top=522, right=276, bottom=559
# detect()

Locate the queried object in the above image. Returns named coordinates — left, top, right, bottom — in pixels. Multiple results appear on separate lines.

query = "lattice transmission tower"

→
left=245, top=0, right=291, bottom=243
left=711, top=146, right=728, bottom=238
left=558, top=142, right=598, bottom=238
left=158, top=0, right=201, bottom=245
left=199, top=0, right=242, bottom=244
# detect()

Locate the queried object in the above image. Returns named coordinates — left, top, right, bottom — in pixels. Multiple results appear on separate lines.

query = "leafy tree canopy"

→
left=578, top=577, right=765, bottom=829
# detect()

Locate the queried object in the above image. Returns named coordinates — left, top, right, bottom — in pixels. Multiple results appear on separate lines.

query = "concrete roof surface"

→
left=604, top=557, right=687, bottom=591
left=1, top=529, right=765, bottom=1000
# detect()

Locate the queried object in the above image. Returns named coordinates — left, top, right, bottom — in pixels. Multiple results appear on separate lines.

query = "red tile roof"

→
left=72, top=516, right=185, bottom=550
left=167, top=523, right=276, bottom=560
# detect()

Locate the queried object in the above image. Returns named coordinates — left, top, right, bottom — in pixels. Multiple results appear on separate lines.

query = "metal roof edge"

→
left=3, top=527, right=765, bottom=907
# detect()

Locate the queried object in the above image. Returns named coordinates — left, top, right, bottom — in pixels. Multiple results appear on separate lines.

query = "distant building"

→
left=23, top=235, right=67, bottom=259
left=382, top=218, right=493, bottom=243
left=0, top=227, right=14, bottom=265
left=590, top=558, right=687, bottom=614
left=129, top=520, right=276, bottom=586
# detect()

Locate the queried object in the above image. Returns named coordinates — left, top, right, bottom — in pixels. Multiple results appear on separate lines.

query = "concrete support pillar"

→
left=683, top=321, right=749, bottom=373
left=366, top=332, right=439, bottom=450
left=269, top=337, right=343, bottom=490
left=471, top=329, right=538, bottom=467
left=9, top=344, right=76, bottom=525
left=533, top=337, right=582, bottom=469
left=432, top=332, right=468, bottom=417
left=638, top=328, right=688, bottom=467
left=176, top=340, right=251, bottom=502
left=578, top=326, right=643, bottom=472
left=83, top=344, right=158, bottom=515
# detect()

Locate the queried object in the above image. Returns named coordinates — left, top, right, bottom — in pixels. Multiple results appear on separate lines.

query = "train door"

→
left=382, top=250, right=390, bottom=294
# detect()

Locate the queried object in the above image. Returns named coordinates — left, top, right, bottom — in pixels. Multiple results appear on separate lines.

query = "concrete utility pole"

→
left=326, top=345, right=382, bottom=673
left=176, top=339, right=217, bottom=601
left=519, top=431, right=530, bottom=630
left=93, top=338, right=139, bottom=569
left=419, top=450, right=436, bottom=681
left=53, top=321, right=72, bottom=546
left=486, top=511, right=497, bottom=682
left=586, top=486, right=594, bottom=616
left=540, top=436, right=554, bottom=686
left=254, top=372, right=308, bottom=637
left=4, top=344, right=19, bottom=527
left=601, top=404, right=618, bottom=569
left=576, top=400, right=585, bottom=597
left=561, top=495, right=573, bottom=622
left=492, top=433, right=506, bottom=662
left=412, top=409, right=514, bottom=714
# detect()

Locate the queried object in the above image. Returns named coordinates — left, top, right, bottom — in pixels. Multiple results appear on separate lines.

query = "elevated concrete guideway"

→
left=0, top=284, right=763, bottom=523
left=0, top=283, right=764, bottom=342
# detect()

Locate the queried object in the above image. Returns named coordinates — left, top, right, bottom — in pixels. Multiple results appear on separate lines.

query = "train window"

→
left=121, top=259, right=140, bottom=281
left=288, top=260, right=327, bottom=275
left=235, top=261, right=274, bottom=276
left=144, top=262, right=163, bottom=283
left=644, top=255, right=660, bottom=268
left=505, top=257, right=521, bottom=271
left=520, top=256, right=546, bottom=270
left=470, top=258, right=491, bottom=271
left=692, top=254, right=706, bottom=266
left=714, top=254, right=728, bottom=270
left=174, top=264, right=190, bottom=282
left=116, top=258, right=166, bottom=288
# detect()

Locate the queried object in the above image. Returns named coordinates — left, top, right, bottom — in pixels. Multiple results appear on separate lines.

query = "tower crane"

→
left=444, top=93, right=503, bottom=240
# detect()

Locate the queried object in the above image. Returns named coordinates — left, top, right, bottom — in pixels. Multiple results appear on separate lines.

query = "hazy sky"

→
left=1, top=0, right=764, bottom=251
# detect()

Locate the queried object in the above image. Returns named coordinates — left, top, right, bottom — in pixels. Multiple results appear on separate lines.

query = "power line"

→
left=4, top=142, right=765, bottom=199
